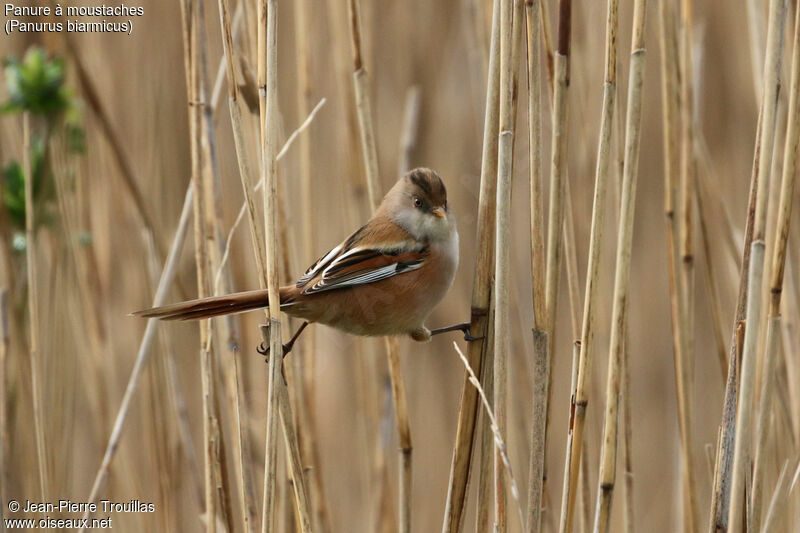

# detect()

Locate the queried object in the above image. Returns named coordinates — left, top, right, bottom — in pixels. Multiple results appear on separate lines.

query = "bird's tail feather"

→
left=132, top=287, right=295, bottom=321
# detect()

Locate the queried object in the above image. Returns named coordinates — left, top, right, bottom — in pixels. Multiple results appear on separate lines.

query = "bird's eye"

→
left=413, top=197, right=423, bottom=208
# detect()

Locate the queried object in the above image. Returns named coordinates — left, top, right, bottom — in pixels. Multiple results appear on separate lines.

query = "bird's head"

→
left=383, top=168, right=455, bottom=242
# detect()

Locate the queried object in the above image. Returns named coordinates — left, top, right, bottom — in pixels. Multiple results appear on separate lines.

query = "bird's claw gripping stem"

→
left=430, top=322, right=484, bottom=342
left=257, top=321, right=310, bottom=361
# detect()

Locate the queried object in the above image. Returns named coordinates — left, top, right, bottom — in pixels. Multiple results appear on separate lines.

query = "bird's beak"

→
left=432, top=207, right=447, bottom=219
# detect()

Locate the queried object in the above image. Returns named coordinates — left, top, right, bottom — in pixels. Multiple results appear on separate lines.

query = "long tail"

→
left=131, top=287, right=296, bottom=321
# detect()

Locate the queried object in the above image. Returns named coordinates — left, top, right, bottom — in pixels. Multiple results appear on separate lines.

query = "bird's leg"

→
left=257, top=321, right=310, bottom=360
left=429, top=322, right=483, bottom=342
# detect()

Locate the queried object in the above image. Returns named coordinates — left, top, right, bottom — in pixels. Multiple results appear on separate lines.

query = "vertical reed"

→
left=728, top=0, right=787, bottom=529
left=708, top=114, right=762, bottom=533
left=0, top=288, right=7, bottom=519
left=493, top=0, right=524, bottom=528
left=542, top=4, right=572, bottom=522
left=592, top=0, right=648, bottom=530
left=257, top=0, right=287, bottom=529
left=214, top=0, right=259, bottom=528
left=23, top=111, right=48, bottom=503
left=180, top=0, right=221, bottom=528
left=543, top=0, right=572, bottom=354
left=751, top=3, right=800, bottom=529
left=676, top=2, right=699, bottom=527
left=441, top=0, right=501, bottom=528
left=657, top=7, right=685, bottom=516
left=524, top=0, right=548, bottom=529
left=557, top=0, right=618, bottom=529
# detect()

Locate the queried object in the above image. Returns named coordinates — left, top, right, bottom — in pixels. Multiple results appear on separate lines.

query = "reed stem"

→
left=441, top=0, right=502, bottom=529
left=557, top=0, right=618, bottom=529
left=728, top=0, right=787, bottom=528
left=591, top=0, right=648, bottom=529
left=23, top=112, right=49, bottom=503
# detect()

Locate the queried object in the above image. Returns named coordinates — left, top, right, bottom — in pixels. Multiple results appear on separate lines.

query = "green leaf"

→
left=1, top=134, right=53, bottom=229
left=2, top=47, right=71, bottom=116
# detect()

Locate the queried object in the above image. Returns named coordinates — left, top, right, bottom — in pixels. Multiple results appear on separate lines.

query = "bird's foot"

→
left=429, top=322, right=483, bottom=342
left=257, top=321, right=310, bottom=362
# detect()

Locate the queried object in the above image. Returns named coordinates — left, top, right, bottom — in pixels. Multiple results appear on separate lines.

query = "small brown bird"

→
left=133, top=168, right=469, bottom=343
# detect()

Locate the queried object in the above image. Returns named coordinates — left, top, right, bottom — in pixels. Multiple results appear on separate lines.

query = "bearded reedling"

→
left=133, top=168, right=477, bottom=350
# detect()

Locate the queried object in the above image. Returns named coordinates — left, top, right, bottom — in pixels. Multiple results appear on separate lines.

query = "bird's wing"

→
left=296, top=217, right=429, bottom=295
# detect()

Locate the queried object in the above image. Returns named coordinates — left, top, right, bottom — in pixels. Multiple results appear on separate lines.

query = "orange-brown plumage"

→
left=132, top=168, right=458, bottom=341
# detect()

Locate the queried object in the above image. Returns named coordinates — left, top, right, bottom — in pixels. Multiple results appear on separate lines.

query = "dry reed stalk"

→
left=696, top=139, right=744, bottom=272
left=760, top=460, right=794, bottom=532
left=524, top=0, right=547, bottom=530
left=591, top=0, right=648, bottom=530
left=657, top=6, right=686, bottom=508
left=178, top=0, right=222, bottom=528
left=728, top=0, right=788, bottom=529
left=218, top=0, right=265, bottom=283
left=252, top=1, right=313, bottom=530
left=750, top=315, right=781, bottom=531
left=541, top=1, right=572, bottom=527
left=347, top=0, right=381, bottom=210
left=746, top=0, right=767, bottom=104
left=556, top=341, right=580, bottom=533
left=214, top=0, right=265, bottom=531
left=453, top=342, right=524, bottom=528
left=543, top=0, right=572, bottom=349
left=359, top=352, right=388, bottom=532
left=463, top=0, right=489, bottom=124
left=538, top=0, right=554, bottom=90
left=441, top=0, right=501, bottom=529
left=562, top=182, right=583, bottom=341
left=621, top=326, right=634, bottom=533
left=398, top=86, right=422, bottom=177
left=477, top=305, right=497, bottom=533
left=258, top=0, right=284, bottom=529
left=578, top=436, right=592, bottom=533
left=370, top=377, right=397, bottom=533
left=230, top=347, right=258, bottom=530
left=691, top=13, right=776, bottom=533
left=751, top=5, right=800, bottom=528
left=22, top=112, right=48, bottom=502
left=345, top=1, right=414, bottom=531
left=676, top=2, right=700, bottom=528
left=493, top=0, right=524, bottom=529
left=525, top=327, right=548, bottom=533
left=257, top=326, right=314, bottom=533
left=79, top=187, right=194, bottom=530
left=527, top=0, right=545, bottom=333
left=0, top=288, right=7, bottom=520
left=476, top=1, right=518, bottom=527
left=386, top=338, right=412, bottom=533
left=195, top=2, right=239, bottom=528
left=556, top=0, right=618, bottom=530
left=695, top=175, right=729, bottom=381
left=708, top=109, right=761, bottom=531
left=210, top=3, right=245, bottom=111
left=783, top=252, right=800, bottom=443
